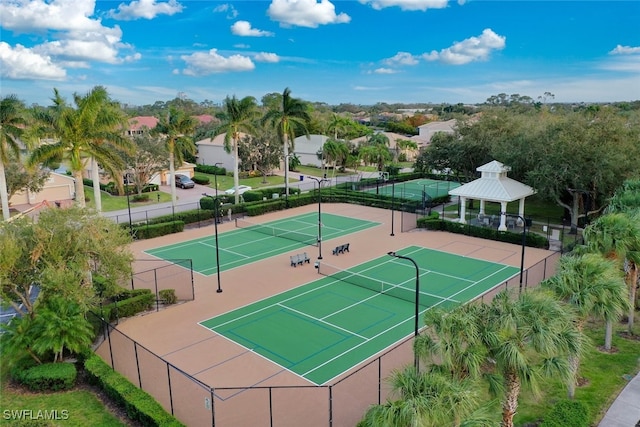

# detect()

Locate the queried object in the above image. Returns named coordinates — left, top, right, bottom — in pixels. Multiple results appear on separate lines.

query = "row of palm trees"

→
left=0, top=86, right=314, bottom=218
left=358, top=187, right=639, bottom=427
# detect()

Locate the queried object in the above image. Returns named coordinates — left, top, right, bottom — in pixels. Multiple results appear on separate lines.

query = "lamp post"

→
left=124, top=172, right=133, bottom=237
left=213, top=162, right=223, bottom=222
left=203, top=193, right=223, bottom=293
left=503, top=213, right=530, bottom=295
left=284, top=154, right=295, bottom=208
left=387, top=251, right=420, bottom=372
left=308, top=176, right=328, bottom=260
left=390, top=179, right=395, bottom=236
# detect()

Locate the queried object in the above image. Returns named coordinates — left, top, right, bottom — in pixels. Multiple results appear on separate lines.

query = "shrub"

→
left=84, top=355, right=184, bottom=426
left=159, top=289, right=177, bottom=305
left=192, top=176, right=210, bottom=185
left=540, top=400, right=589, bottom=427
left=131, top=194, right=149, bottom=203
left=132, top=221, right=185, bottom=239
left=195, top=164, right=225, bottom=175
left=103, top=291, right=154, bottom=322
left=18, top=362, right=77, bottom=392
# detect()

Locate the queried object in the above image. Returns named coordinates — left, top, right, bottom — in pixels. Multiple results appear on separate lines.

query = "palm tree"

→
left=0, top=95, right=27, bottom=220
left=477, top=290, right=581, bottom=427
left=542, top=253, right=627, bottom=397
left=583, top=211, right=640, bottom=333
left=358, top=368, right=485, bottom=427
left=359, top=144, right=392, bottom=172
left=215, top=96, right=259, bottom=204
left=29, top=87, right=131, bottom=210
left=261, top=88, right=310, bottom=199
left=32, top=297, right=94, bottom=362
left=153, top=107, right=198, bottom=206
left=321, top=139, right=349, bottom=179
left=415, top=304, right=486, bottom=381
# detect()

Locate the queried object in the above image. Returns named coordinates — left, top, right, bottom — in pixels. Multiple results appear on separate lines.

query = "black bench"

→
left=290, top=252, right=311, bottom=267
left=332, top=243, right=350, bottom=255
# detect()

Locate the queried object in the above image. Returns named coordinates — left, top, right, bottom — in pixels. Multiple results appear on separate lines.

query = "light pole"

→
left=213, top=162, right=223, bottom=222
left=503, top=213, right=531, bottom=295
left=390, top=179, right=395, bottom=236
left=284, top=154, right=295, bottom=208
left=213, top=162, right=223, bottom=199
left=387, top=251, right=420, bottom=372
left=124, top=172, right=133, bottom=237
left=203, top=193, right=223, bottom=293
left=308, top=176, right=328, bottom=260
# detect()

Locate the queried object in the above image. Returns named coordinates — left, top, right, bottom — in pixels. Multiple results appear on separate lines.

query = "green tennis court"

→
left=200, top=245, right=519, bottom=385
left=144, top=213, right=379, bottom=275
left=364, top=178, right=461, bottom=201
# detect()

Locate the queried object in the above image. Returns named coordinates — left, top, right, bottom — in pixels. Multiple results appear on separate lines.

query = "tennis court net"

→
left=235, top=218, right=318, bottom=246
left=317, top=262, right=458, bottom=309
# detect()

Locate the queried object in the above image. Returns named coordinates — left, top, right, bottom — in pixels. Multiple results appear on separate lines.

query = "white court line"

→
left=276, top=303, right=368, bottom=340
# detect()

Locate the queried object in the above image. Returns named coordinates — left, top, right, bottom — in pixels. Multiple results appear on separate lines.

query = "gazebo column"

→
left=459, top=196, right=467, bottom=223
left=479, top=200, right=486, bottom=215
left=518, top=198, right=526, bottom=225
left=498, top=201, right=508, bottom=231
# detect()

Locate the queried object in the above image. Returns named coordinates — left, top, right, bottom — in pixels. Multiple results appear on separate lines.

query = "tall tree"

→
left=0, top=95, right=27, bottom=220
left=0, top=207, right=133, bottom=319
left=215, top=95, right=259, bottom=204
left=125, top=134, right=169, bottom=195
left=583, top=211, right=640, bottom=333
left=477, top=290, right=581, bottom=427
left=321, top=139, right=349, bottom=179
left=153, top=107, right=198, bottom=206
left=261, top=87, right=311, bottom=199
left=542, top=253, right=627, bottom=397
left=29, top=87, right=131, bottom=210
left=237, top=125, right=281, bottom=184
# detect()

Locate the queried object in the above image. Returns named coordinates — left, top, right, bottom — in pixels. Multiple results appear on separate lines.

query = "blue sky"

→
left=1, top=0, right=639, bottom=107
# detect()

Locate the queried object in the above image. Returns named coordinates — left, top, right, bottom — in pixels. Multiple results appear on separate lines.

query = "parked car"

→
left=225, top=185, right=252, bottom=195
left=175, top=174, right=195, bottom=189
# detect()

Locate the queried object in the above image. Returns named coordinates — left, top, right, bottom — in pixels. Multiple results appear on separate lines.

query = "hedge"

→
left=195, top=164, right=226, bottom=175
left=132, top=221, right=184, bottom=239
left=102, top=291, right=154, bottom=322
left=15, top=362, right=77, bottom=392
left=417, top=218, right=549, bottom=249
left=84, top=355, right=184, bottom=427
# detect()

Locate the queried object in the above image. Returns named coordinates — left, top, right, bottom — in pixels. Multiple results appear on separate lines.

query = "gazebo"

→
left=448, top=160, right=536, bottom=231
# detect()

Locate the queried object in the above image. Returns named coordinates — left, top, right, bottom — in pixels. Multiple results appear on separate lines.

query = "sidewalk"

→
left=598, top=372, right=640, bottom=427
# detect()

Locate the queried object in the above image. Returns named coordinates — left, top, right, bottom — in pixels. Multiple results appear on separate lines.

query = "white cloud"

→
left=0, top=42, right=66, bottom=80
left=0, top=0, right=106, bottom=32
left=373, top=68, right=398, bottom=74
left=384, top=52, right=419, bottom=66
left=609, top=45, right=640, bottom=55
left=267, top=0, right=351, bottom=28
left=109, top=0, right=184, bottom=21
left=231, top=21, right=274, bottom=37
left=213, top=3, right=238, bottom=19
left=424, top=28, right=505, bottom=65
left=254, top=52, right=280, bottom=63
left=359, top=0, right=448, bottom=11
left=180, top=49, right=255, bottom=76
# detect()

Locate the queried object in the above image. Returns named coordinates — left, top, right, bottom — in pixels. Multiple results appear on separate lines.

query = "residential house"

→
left=9, top=171, right=75, bottom=208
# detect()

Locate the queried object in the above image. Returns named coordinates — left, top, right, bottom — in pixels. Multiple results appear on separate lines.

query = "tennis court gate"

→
left=95, top=251, right=559, bottom=427
left=129, top=258, right=195, bottom=306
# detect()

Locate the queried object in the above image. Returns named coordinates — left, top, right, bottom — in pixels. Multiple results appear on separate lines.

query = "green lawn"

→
left=84, top=186, right=172, bottom=212
left=515, top=316, right=640, bottom=426
left=0, top=385, right=126, bottom=426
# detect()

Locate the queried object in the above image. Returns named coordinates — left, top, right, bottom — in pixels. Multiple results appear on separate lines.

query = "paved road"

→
left=102, top=171, right=376, bottom=224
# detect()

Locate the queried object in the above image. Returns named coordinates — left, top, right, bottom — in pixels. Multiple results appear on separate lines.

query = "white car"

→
left=225, top=185, right=252, bottom=195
